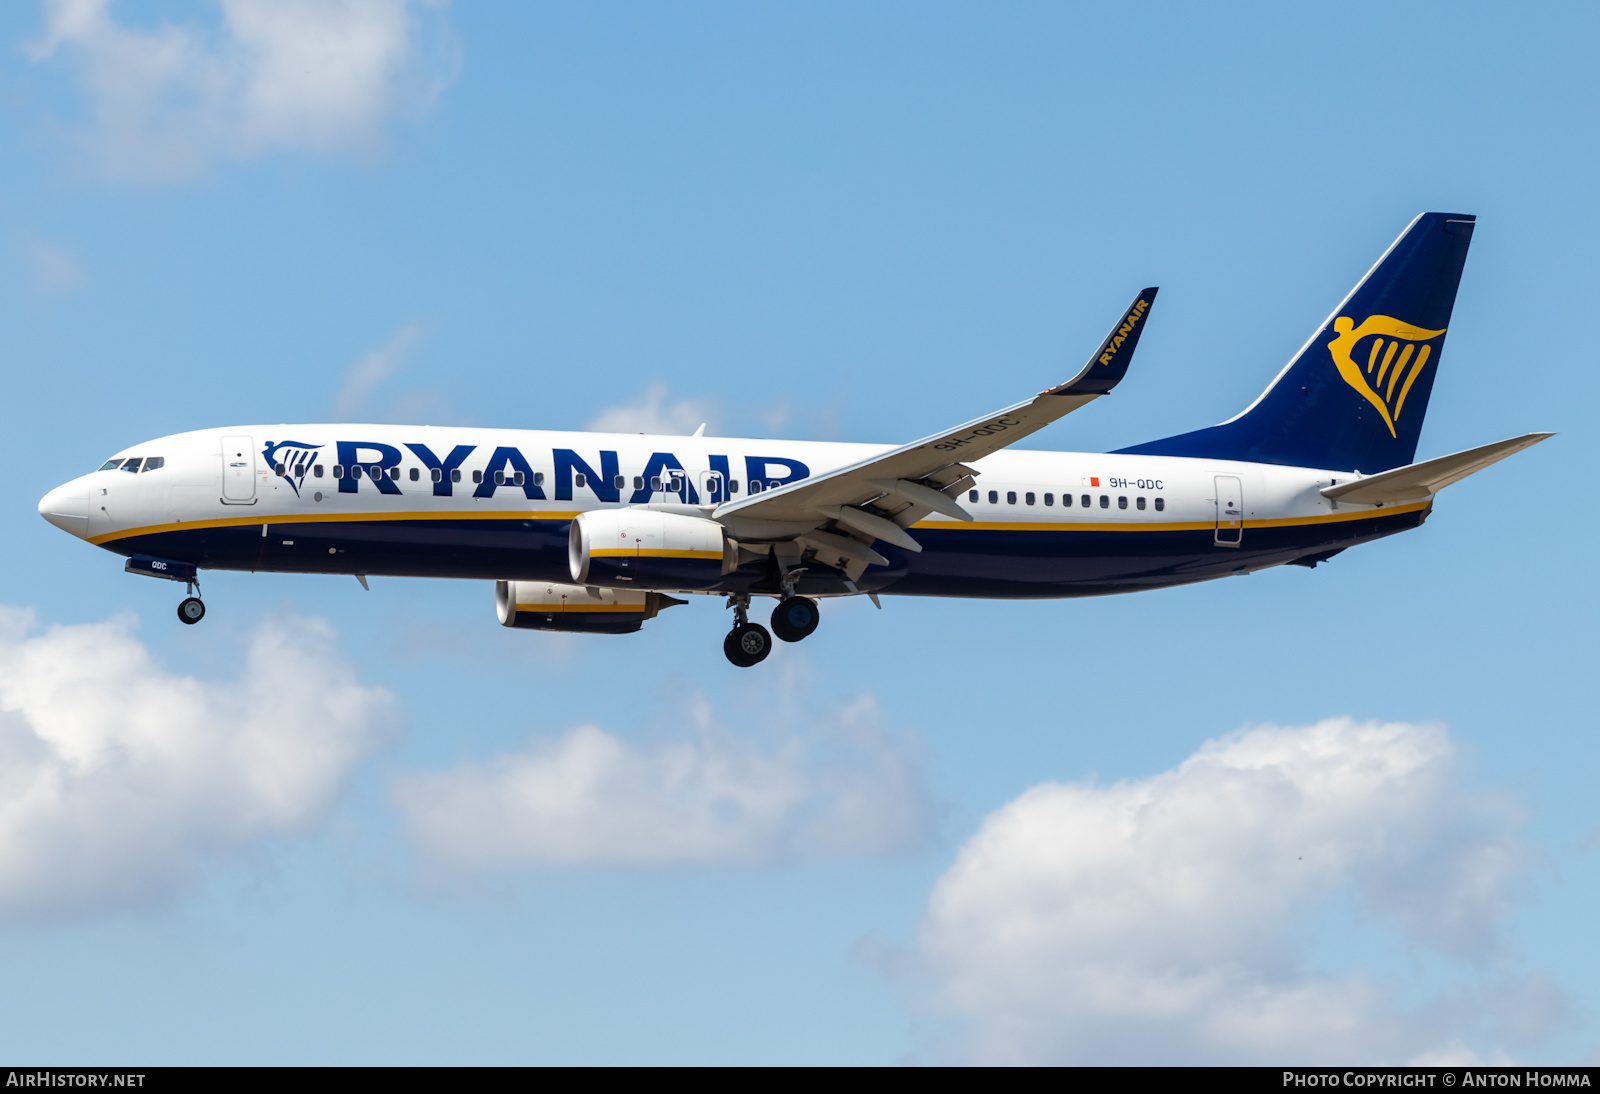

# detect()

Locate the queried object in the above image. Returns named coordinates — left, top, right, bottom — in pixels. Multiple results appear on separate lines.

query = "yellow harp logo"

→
left=1327, top=315, right=1445, bottom=437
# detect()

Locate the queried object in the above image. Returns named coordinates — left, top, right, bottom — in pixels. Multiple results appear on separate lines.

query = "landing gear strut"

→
left=723, top=593, right=771, bottom=667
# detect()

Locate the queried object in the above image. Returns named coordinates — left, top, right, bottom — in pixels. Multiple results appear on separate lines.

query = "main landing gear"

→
left=771, top=596, right=820, bottom=643
left=723, top=594, right=771, bottom=667
left=722, top=593, right=822, bottom=667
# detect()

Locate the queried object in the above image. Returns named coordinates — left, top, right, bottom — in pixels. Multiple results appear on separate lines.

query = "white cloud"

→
left=393, top=692, right=931, bottom=869
left=908, top=718, right=1561, bottom=1064
left=0, top=608, right=395, bottom=922
left=331, top=322, right=424, bottom=419
left=24, top=239, right=87, bottom=292
left=587, top=383, right=717, bottom=437
left=25, top=0, right=456, bottom=180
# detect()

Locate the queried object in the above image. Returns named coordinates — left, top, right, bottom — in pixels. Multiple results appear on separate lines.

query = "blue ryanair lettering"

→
left=553, top=449, right=620, bottom=502
left=707, top=454, right=731, bottom=504
left=406, top=443, right=476, bottom=497
left=629, top=452, right=698, bottom=504
left=473, top=446, right=546, bottom=500
left=336, top=441, right=403, bottom=494
left=744, top=456, right=810, bottom=488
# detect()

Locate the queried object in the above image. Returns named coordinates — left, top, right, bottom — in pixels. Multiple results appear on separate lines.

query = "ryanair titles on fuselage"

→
left=264, top=437, right=813, bottom=505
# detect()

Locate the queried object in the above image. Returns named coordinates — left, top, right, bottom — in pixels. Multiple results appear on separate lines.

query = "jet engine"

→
left=568, top=508, right=732, bottom=591
left=496, top=580, right=685, bottom=634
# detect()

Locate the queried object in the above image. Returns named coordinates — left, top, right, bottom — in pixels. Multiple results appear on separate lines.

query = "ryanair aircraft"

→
left=38, top=212, right=1548, bottom=666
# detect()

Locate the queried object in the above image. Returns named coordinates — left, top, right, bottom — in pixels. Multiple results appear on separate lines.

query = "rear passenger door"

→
left=1214, top=475, right=1242, bottom=546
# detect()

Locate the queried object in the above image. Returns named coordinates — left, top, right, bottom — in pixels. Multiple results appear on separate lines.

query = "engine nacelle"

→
left=496, top=580, right=684, bottom=634
left=568, top=508, right=731, bottom=591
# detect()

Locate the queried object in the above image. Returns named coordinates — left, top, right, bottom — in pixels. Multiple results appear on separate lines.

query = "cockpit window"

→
left=120, top=458, right=143, bottom=473
left=142, top=457, right=165, bottom=472
left=99, top=459, right=123, bottom=471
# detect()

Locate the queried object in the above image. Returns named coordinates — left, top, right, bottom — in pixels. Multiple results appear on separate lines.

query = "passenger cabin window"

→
left=314, top=465, right=324, bottom=478
left=409, top=467, right=419, bottom=481
left=1118, top=496, right=1127, bottom=509
left=634, top=476, right=644, bottom=490
left=123, top=458, right=143, bottom=473
left=574, top=472, right=587, bottom=488
left=1025, top=492, right=1036, bottom=506
left=729, top=480, right=739, bottom=493
left=1136, top=497, right=1146, bottom=510
left=1044, top=493, right=1053, bottom=506
left=534, top=472, right=545, bottom=486
left=294, top=464, right=305, bottom=477
left=333, top=464, right=345, bottom=478
left=98, top=459, right=122, bottom=471
left=614, top=475, right=626, bottom=490
left=514, top=471, right=525, bottom=486
left=472, top=470, right=483, bottom=484
left=274, top=462, right=286, bottom=476
left=450, top=469, right=460, bottom=483
left=651, top=476, right=662, bottom=491
left=750, top=480, right=763, bottom=494
left=1154, top=497, right=1165, bottom=511
left=389, top=467, right=400, bottom=480
left=969, top=490, right=979, bottom=503
left=1007, top=491, right=1017, bottom=504
left=988, top=490, right=998, bottom=504
left=494, top=471, right=505, bottom=486
left=431, top=468, right=442, bottom=482
left=1099, top=495, right=1109, bottom=508
left=1081, top=494, right=1091, bottom=507
left=1063, top=493, right=1072, bottom=507
left=768, top=480, right=780, bottom=490
left=143, top=457, right=165, bottom=472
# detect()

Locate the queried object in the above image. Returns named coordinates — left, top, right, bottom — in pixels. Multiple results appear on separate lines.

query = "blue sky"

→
left=0, top=0, right=1595, bottom=1064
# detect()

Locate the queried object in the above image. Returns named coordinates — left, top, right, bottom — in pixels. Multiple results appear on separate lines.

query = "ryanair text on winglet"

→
left=1099, top=297, right=1151, bottom=366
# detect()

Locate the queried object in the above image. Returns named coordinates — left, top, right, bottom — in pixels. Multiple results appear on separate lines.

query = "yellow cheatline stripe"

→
left=910, top=499, right=1430, bottom=533
left=589, top=548, right=723, bottom=559
left=515, top=603, right=645, bottom=614
left=88, top=508, right=584, bottom=546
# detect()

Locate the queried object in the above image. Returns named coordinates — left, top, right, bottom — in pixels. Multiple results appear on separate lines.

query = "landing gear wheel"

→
left=771, top=596, right=820, bottom=643
left=177, top=597, right=206, bottom=625
left=723, top=622, right=772, bottom=667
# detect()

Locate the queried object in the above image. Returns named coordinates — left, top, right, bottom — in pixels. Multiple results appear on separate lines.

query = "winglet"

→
left=1049, top=287, right=1159, bottom=397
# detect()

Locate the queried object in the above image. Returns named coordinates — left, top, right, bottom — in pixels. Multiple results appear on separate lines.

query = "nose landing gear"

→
left=177, top=596, right=206, bottom=624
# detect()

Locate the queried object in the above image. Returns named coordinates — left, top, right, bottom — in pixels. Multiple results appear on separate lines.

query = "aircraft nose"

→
left=38, top=480, right=90, bottom=539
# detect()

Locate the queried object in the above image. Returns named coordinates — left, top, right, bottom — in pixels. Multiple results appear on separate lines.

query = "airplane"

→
left=37, top=211, right=1549, bottom=667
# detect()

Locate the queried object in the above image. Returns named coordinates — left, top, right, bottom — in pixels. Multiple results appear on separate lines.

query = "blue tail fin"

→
left=1117, top=212, right=1476, bottom=473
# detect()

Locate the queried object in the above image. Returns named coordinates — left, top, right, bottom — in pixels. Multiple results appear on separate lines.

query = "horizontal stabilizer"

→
left=1320, top=432, right=1552, bottom=505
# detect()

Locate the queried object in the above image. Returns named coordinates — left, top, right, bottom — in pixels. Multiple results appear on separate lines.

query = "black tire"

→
left=770, top=596, right=820, bottom=643
left=177, top=597, right=206, bottom=625
left=723, top=622, right=772, bottom=667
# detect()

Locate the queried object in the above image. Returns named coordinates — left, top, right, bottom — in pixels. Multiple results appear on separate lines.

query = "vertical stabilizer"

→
left=1117, top=212, right=1475, bottom=472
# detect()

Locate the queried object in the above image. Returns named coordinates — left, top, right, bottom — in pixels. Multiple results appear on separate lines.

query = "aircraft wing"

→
left=711, top=288, right=1158, bottom=563
left=1319, top=432, right=1553, bottom=506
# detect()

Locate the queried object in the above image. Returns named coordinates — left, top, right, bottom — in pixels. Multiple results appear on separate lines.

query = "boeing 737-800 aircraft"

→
left=38, top=212, right=1548, bottom=666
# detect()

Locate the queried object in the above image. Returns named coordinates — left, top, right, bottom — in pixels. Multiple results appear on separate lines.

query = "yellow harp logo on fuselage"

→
left=1327, top=315, right=1446, bottom=437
